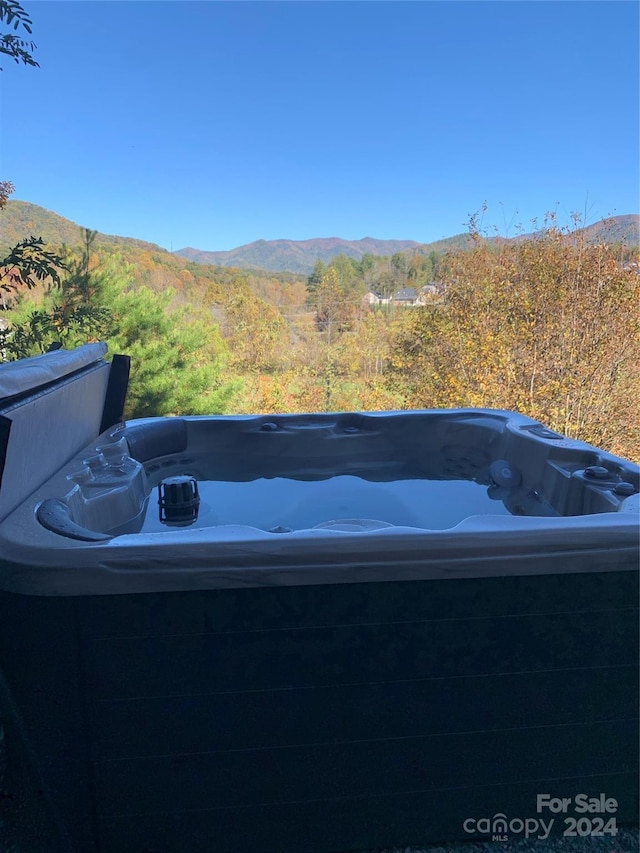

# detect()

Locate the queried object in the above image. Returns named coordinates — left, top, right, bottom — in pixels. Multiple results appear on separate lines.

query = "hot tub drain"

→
left=158, top=476, right=200, bottom=526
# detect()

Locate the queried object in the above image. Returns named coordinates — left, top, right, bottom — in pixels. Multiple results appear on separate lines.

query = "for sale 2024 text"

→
left=463, top=793, right=619, bottom=841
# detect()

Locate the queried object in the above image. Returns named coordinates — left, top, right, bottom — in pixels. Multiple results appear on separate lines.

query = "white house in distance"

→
left=364, top=283, right=442, bottom=307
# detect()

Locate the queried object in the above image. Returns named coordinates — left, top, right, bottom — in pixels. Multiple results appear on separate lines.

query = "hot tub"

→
left=0, top=345, right=638, bottom=853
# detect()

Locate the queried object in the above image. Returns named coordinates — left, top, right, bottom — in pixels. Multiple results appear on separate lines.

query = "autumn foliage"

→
left=390, top=223, right=639, bottom=459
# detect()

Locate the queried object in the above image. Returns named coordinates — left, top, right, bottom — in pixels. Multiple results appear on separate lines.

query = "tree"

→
left=328, top=254, right=361, bottom=293
left=391, top=252, right=409, bottom=280
left=1, top=236, right=238, bottom=417
left=0, top=229, right=110, bottom=350
left=0, top=236, right=67, bottom=298
left=222, top=281, right=289, bottom=373
left=105, top=277, right=237, bottom=418
left=0, top=3, right=67, bottom=315
left=0, top=179, right=14, bottom=208
left=388, top=220, right=640, bottom=460
left=306, top=259, right=327, bottom=302
left=0, top=0, right=38, bottom=69
left=313, top=267, right=355, bottom=340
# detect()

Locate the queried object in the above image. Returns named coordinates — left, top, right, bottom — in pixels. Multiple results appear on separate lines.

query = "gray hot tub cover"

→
left=0, top=343, right=108, bottom=400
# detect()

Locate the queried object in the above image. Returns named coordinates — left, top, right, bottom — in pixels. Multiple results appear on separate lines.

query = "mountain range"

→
left=175, top=237, right=423, bottom=273
left=177, top=216, right=640, bottom=273
left=2, top=201, right=638, bottom=275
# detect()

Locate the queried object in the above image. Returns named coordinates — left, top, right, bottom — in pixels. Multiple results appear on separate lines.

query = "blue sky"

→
left=1, top=1, right=638, bottom=251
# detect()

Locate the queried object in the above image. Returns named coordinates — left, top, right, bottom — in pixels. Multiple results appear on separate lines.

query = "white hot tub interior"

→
left=34, top=412, right=638, bottom=540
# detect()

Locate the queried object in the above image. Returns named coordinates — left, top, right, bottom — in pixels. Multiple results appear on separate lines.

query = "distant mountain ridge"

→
left=2, top=201, right=638, bottom=275
left=176, top=215, right=640, bottom=273
left=574, top=214, right=639, bottom=248
left=176, top=237, right=422, bottom=273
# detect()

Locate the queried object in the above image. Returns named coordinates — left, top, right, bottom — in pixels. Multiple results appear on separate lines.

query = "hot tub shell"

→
left=0, top=345, right=638, bottom=852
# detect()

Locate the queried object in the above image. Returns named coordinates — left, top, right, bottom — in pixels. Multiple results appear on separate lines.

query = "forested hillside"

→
left=1, top=202, right=638, bottom=461
left=177, top=236, right=424, bottom=273
left=0, top=200, right=164, bottom=254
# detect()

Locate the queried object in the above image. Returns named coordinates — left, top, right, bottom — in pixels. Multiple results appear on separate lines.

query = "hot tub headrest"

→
left=122, top=418, right=188, bottom=463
